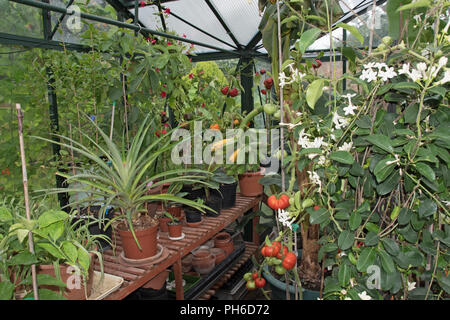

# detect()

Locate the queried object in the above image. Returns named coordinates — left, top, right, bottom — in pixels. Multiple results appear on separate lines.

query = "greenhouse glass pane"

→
left=0, top=1, right=43, bottom=38
left=50, top=0, right=117, bottom=44
left=209, top=0, right=262, bottom=47
left=345, top=1, right=388, bottom=47
left=135, top=2, right=237, bottom=54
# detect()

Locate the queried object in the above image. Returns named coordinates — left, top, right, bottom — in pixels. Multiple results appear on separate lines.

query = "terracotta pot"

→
left=161, top=182, right=171, bottom=194
left=117, top=222, right=159, bottom=260
left=211, top=248, right=226, bottom=265
left=191, top=249, right=215, bottom=275
left=238, top=171, right=263, bottom=196
left=181, top=254, right=193, bottom=273
left=214, top=232, right=234, bottom=256
left=36, top=253, right=95, bottom=300
left=146, top=184, right=163, bottom=216
left=167, top=206, right=182, bottom=218
left=159, top=216, right=171, bottom=233
left=168, top=221, right=183, bottom=238
left=141, top=269, right=169, bottom=290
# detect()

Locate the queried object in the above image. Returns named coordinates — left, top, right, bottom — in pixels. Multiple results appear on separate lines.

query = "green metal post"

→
left=240, top=57, right=255, bottom=116
left=42, top=0, right=70, bottom=209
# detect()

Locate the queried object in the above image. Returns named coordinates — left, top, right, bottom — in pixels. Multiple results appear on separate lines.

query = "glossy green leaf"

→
left=356, top=247, right=377, bottom=272
left=330, top=151, right=354, bottom=165
left=338, top=230, right=354, bottom=250
left=306, top=79, right=324, bottom=109
left=364, top=134, right=394, bottom=154
left=336, top=23, right=364, bottom=45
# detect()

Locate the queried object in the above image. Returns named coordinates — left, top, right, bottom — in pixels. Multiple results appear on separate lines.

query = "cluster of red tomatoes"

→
left=243, top=272, right=266, bottom=290
left=261, top=241, right=297, bottom=271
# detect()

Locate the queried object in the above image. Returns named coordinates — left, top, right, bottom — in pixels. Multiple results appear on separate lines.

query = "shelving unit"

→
left=93, top=193, right=261, bottom=300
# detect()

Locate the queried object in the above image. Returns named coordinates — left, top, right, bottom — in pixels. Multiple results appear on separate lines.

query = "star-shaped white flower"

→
left=338, top=141, right=353, bottom=152
left=407, top=281, right=416, bottom=291
left=358, top=291, right=372, bottom=300
left=343, top=103, right=358, bottom=116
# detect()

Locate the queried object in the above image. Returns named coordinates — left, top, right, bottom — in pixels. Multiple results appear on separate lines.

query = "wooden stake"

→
left=110, top=101, right=116, bottom=141
left=16, top=104, right=39, bottom=300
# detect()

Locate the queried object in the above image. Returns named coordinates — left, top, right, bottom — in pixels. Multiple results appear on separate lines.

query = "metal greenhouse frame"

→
left=0, top=0, right=387, bottom=206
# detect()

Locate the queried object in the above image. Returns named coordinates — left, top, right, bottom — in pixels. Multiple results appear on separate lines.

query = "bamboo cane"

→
left=16, top=103, right=39, bottom=300
left=110, top=101, right=116, bottom=141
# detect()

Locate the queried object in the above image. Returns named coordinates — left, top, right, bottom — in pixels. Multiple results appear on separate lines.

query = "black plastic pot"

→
left=71, top=206, right=112, bottom=252
left=184, top=206, right=202, bottom=223
left=182, top=185, right=205, bottom=201
left=219, top=182, right=237, bottom=209
left=205, top=194, right=222, bottom=217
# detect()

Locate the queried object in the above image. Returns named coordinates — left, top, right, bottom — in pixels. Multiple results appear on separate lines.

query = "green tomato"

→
left=264, top=103, right=278, bottom=115
left=301, top=198, right=314, bottom=209
left=273, top=110, right=281, bottom=120
left=376, top=43, right=386, bottom=51
left=243, top=272, right=253, bottom=281
left=381, top=36, right=392, bottom=46
left=246, top=280, right=256, bottom=290
left=275, top=265, right=287, bottom=275
left=275, top=149, right=288, bottom=160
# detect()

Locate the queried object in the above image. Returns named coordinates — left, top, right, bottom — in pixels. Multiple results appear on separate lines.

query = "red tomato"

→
left=276, top=245, right=289, bottom=259
left=252, top=272, right=259, bottom=280
left=255, top=277, right=266, bottom=288
left=282, top=252, right=297, bottom=270
left=267, top=194, right=290, bottom=210
left=313, top=205, right=321, bottom=211
left=279, top=195, right=290, bottom=209
left=267, top=195, right=279, bottom=210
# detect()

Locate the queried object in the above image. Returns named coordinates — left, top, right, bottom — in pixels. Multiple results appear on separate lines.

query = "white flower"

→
left=363, top=62, right=376, bottom=69
left=344, top=297, right=352, bottom=300
left=435, top=69, right=450, bottom=85
left=398, top=63, right=411, bottom=76
left=409, top=68, right=423, bottom=82
left=332, top=112, right=350, bottom=130
left=343, top=103, right=358, bottom=116
left=338, top=141, right=353, bottom=152
left=413, top=13, right=422, bottom=25
left=278, top=209, right=295, bottom=230
left=341, top=289, right=347, bottom=295
left=317, top=155, right=327, bottom=166
left=407, top=281, right=416, bottom=291
left=298, top=129, right=311, bottom=148
left=341, top=93, right=356, bottom=100
left=360, top=68, right=378, bottom=83
left=308, top=170, right=322, bottom=192
left=442, top=200, right=450, bottom=207
left=278, top=72, right=291, bottom=88
left=378, top=66, right=397, bottom=81
left=358, top=291, right=372, bottom=300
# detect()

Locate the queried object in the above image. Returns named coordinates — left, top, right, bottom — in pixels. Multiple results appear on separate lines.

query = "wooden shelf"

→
left=93, top=193, right=261, bottom=300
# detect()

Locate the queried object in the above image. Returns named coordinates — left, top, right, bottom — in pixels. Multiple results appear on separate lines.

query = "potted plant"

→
left=36, top=114, right=212, bottom=261
left=0, top=201, right=107, bottom=300
left=164, top=212, right=183, bottom=239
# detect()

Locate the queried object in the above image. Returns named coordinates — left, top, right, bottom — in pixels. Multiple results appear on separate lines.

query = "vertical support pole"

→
left=42, top=0, right=69, bottom=209
left=240, top=57, right=255, bottom=116
left=342, top=28, right=347, bottom=91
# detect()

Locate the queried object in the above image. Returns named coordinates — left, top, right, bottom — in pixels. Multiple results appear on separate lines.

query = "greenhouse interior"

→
left=0, top=0, right=449, bottom=303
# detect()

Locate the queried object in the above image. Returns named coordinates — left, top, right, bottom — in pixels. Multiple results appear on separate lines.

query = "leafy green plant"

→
left=0, top=198, right=107, bottom=300
left=34, top=114, right=212, bottom=249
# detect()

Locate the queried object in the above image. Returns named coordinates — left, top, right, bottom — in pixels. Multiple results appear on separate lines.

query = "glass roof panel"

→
left=134, top=2, right=237, bottom=54
left=209, top=0, right=262, bottom=47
